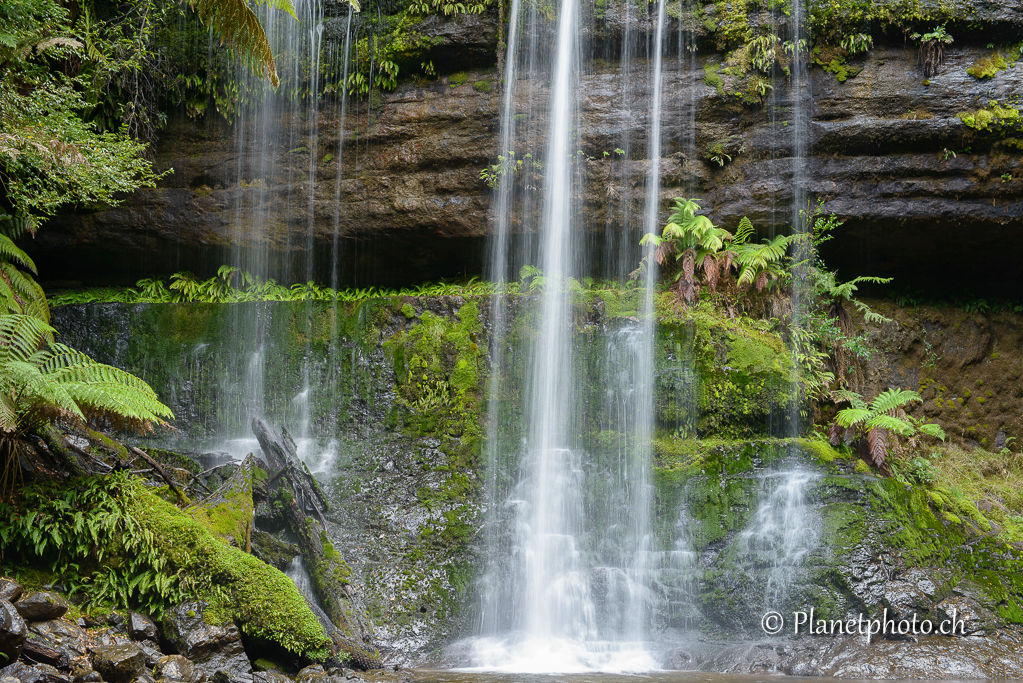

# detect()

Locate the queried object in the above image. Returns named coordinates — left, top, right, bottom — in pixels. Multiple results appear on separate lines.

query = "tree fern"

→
left=187, top=0, right=298, bottom=88
left=0, top=235, right=49, bottom=323
left=735, top=234, right=792, bottom=291
left=0, top=315, right=173, bottom=439
left=833, top=387, right=945, bottom=474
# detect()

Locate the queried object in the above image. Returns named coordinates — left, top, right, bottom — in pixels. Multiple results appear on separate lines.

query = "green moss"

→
left=853, top=459, right=871, bottom=474
left=126, top=482, right=331, bottom=658
left=869, top=478, right=1023, bottom=624
left=812, top=46, right=861, bottom=83
left=957, top=100, right=1022, bottom=132
left=967, top=53, right=1009, bottom=79
left=400, top=303, right=416, bottom=319
left=712, top=0, right=751, bottom=48
left=702, top=63, right=725, bottom=97
left=472, top=80, right=492, bottom=93
left=449, top=72, right=469, bottom=87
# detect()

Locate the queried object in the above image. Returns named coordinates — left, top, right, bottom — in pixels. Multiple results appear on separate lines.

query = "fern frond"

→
left=40, top=345, right=173, bottom=428
left=755, top=270, right=769, bottom=292
left=0, top=235, right=36, bottom=274
left=867, top=427, right=890, bottom=470
left=0, top=315, right=55, bottom=364
left=865, top=413, right=915, bottom=437
left=188, top=0, right=282, bottom=87
left=833, top=389, right=866, bottom=409
left=918, top=422, right=946, bottom=441
left=868, top=388, right=921, bottom=416
left=829, top=421, right=842, bottom=447
left=734, top=216, right=754, bottom=245
left=852, top=298, right=893, bottom=325
left=701, top=252, right=718, bottom=292
left=835, top=407, right=872, bottom=428
left=2, top=359, right=85, bottom=425
left=0, top=263, right=49, bottom=322
left=249, top=0, right=298, bottom=18
left=681, top=249, right=696, bottom=284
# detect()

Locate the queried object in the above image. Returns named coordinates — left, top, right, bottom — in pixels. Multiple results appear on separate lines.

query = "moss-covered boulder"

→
left=125, top=481, right=332, bottom=660
left=186, top=455, right=262, bottom=549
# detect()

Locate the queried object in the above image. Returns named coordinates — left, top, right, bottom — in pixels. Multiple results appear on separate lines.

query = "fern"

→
left=833, top=387, right=945, bottom=475
left=0, top=315, right=172, bottom=438
left=868, top=388, right=920, bottom=417
left=733, top=216, right=755, bottom=245
left=187, top=0, right=289, bottom=87
left=0, top=235, right=49, bottom=323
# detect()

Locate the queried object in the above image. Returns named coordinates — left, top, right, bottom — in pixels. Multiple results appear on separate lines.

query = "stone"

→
left=294, top=665, right=325, bottom=683
left=136, top=641, right=163, bottom=668
left=251, top=674, right=291, bottom=683
left=153, top=655, right=201, bottom=683
left=14, top=593, right=69, bottom=622
left=31, top=619, right=89, bottom=658
left=94, top=629, right=133, bottom=648
left=23, top=631, right=66, bottom=667
left=0, top=580, right=23, bottom=604
left=160, top=603, right=251, bottom=683
left=90, top=644, right=146, bottom=683
left=0, top=662, right=70, bottom=683
left=127, top=613, right=158, bottom=642
left=0, top=600, right=27, bottom=667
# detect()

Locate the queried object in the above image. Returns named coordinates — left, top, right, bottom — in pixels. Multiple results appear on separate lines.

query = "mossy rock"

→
left=967, top=53, right=1009, bottom=79
left=125, top=481, right=332, bottom=659
left=186, top=455, right=260, bottom=548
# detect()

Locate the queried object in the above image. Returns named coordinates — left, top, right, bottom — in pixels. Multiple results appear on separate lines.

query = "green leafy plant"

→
left=0, top=471, right=185, bottom=615
left=186, top=0, right=302, bottom=87
left=748, top=34, right=782, bottom=73
left=732, top=217, right=797, bottom=292
left=0, top=314, right=173, bottom=498
left=910, top=25, right=952, bottom=78
left=50, top=269, right=501, bottom=307
left=830, top=388, right=946, bottom=474
left=0, top=234, right=48, bottom=322
left=840, top=32, right=873, bottom=54
left=480, top=151, right=542, bottom=189
left=640, top=198, right=735, bottom=303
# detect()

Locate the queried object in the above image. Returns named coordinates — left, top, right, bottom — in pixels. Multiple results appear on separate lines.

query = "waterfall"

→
left=739, top=470, right=818, bottom=611
left=788, top=0, right=811, bottom=436
left=471, top=0, right=666, bottom=671
left=286, top=554, right=317, bottom=604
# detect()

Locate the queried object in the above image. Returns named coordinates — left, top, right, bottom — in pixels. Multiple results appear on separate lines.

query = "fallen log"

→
left=252, top=418, right=329, bottom=524
left=251, top=419, right=380, bottom=670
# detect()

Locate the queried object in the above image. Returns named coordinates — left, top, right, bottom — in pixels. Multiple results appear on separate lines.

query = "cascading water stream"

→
left=738, top=470, right=818, bottom=610
left=788, top=0, right=810, bottom=436
left=470, top=0, right=668, bottom=672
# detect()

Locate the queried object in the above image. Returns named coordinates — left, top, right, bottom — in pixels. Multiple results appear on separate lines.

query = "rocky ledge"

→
left=24, top=34, right=1023, bottom=294
left=0, top=581, right=375, bottom=683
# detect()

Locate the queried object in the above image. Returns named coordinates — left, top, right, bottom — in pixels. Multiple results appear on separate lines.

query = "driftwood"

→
left=252, top=418, right=329, bottom=524
left=129, top=446, right=188, bottom=504
left=251, top=418, right=381, bottom=670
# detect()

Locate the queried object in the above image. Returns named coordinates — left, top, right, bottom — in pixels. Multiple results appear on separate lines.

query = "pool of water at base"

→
left=360, top=671, right=966, bottom=683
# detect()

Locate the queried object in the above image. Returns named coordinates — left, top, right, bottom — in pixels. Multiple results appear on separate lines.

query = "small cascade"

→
left=739, top=470, right=818, bottom=610
left=787, top=0, right=811, bottom=436
left=286, top=554, right=317, bottom=604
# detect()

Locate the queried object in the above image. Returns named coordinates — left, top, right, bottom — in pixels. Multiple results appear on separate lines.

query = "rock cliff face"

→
left=26, top=14, right=1023, bottom=294
left=48, top=298, right=1023, bottom=674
